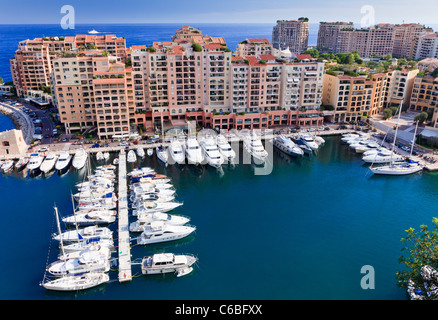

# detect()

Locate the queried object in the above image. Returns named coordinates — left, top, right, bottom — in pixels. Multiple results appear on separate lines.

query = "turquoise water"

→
left=0, top=136, right=437, bottom=300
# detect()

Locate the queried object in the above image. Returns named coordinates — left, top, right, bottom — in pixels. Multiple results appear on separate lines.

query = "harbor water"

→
left=0, top=136, right=437, bottom=299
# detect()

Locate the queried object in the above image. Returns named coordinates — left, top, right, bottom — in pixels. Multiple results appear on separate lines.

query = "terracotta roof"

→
left=259, top=54, right=276, bottom=61
left=295, top=54, right=314, bottom=60
left=204, top=43, right=222, bottom=50
left=231, top=56, right=244, bottom=61
left=246, top=38, right=270, bottom=43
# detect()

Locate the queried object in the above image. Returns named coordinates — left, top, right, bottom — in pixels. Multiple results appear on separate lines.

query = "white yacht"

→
left=185, top=136, right=204, bottom=165
left=131, top=186, right=175, bottom=198
left=129, top=212, right=190, bottom=232
left=103, top=152, right=110, bottom=161
left=133, top=201, right=183, bottom=215
left=40, top=153, right=58, bottom=173
left=298, top=134, right=319, bottom=150
left=169, top=139, right=185, bottom=165
left=313, top=135, right=325, bottom=145
left=96, top=151, right=104, bottom=161
left=362, top=152, right=404, bottom=164
left=62, top=237, right=114, bottom=254
left=363, top=147, right=392, bottom=157
left=55, top=152, right=72, bottom=172
left=243, top=132, right=268, bottom=162
left=1, top=159, right=14, bottom=172
left=273, top=135, right=304, bottom=157
left=27, top=154, right=45, bottom=173
left=200, top=135, right=224, bottom=168
left=136, top=221, right=196, bottom=245
left=216, top=134, right=236, bottom=160
left=141, top=253, right=197, bottom=275
left=127, top=150, right=137, bottom=163
left=128, top=167, right=155, bottom=178
left=41, top=272, right=109, bottom=291
left=137, top=148, right=145, bottom=158
left=341, top=134, right=360, bottom=143
left=155, top=145, right=167, bottom=165
left=53, top=226, right=113, bottom=243
left=47, top=249, right=110, bottom=277
left=147, top=148, right=153, bottom=157
left=62, top=210, right=116, bottom=226
left=72, top=148, right=88, bottom=170
left=15, top=157, right=29, bottom=171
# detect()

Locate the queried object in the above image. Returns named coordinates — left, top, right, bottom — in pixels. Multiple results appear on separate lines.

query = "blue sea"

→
left=0, top=23, right=320, bottom=83
left=0, top=136, right=437, bottom=300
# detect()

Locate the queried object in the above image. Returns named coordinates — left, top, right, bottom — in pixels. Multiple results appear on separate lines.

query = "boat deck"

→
left=117, top=150, right=132, bottom=282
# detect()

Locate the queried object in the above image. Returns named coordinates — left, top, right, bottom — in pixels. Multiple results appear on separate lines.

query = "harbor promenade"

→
left=117, top=150, right=132, bottom=283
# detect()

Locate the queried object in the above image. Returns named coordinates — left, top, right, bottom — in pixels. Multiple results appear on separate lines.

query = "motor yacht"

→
left=62, top=210, right=116, bottom=226
left=133, top=201, right=183, bottom=214
left=169, top=139, right=185, bottom=165
left=96, top=151, right=104, bottom=161
left=200, top=135, right=224, bottom=168
left=141, top=253, right=197, bottom=275
left=137, top=148, right=145, bottom=158
left=27, top=154, right=45, bottom=173
left=298, top=134, right=319, bottom=150
left=40, top=153, right=58, bottom=173
left=136, top=221, right=196, bottom=245
left=216, top=134, right=236, bottom=160
left=273, top=135, right=304, bottom=157
left=55, top=152, right=72, bottom=172
left=47, top=249, right=110, bottom=277
left=362, top=152, right=404, bottom=164
left=72, top=148, right=88, bottom=170
left=127, top=150, right=137, bottom=163
left=1, top=159, right=14, bottom=172
left=53, top=226, right=113, bottom=243
left=15, top=157, right=29, bottom=171
left=185, top=136, right=204, bottom=165
left=129, top=212, right=190, bottom=232
left=243, top=131, right=269, bottom=162
left=156, top=145, right=168, bottom=165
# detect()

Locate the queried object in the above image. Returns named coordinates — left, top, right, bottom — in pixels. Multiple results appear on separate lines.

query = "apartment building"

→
left=272, top=18, right=309, bottom=53
left=10, top=35, right=126, bottom=97
left=317, top=22, right=354, bottom=53
left=410, top=33, right=438, bottom=60
left=322, top=74, right=374, bottom=123
left=392, top=24, right=433, bottom=58
left=52, top=52, right=134, bottom=139
left=409, top=75, right=438, bottom=113
left=369, top=73, right=388, bottom=116
left=385, top=68, right=419, bottom=106
left=237, top=39, right=273, bottom=58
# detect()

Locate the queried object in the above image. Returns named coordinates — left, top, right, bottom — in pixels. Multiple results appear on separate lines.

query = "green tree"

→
left=383, top=108, right=393, bottom=119
left=414, top=112, right=428, bottom=124
left=192, top=43, right=203, bottom=52
left=304, top=48, right=319, bottom=59
left=396, top=218, right=438, bottom=298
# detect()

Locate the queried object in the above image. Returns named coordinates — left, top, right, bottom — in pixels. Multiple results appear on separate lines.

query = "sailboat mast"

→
left=409, top=120, right=419, bottom=159
left=390, top=101, right=403, bottom=165
left=54, top=206, right=66, bottom=262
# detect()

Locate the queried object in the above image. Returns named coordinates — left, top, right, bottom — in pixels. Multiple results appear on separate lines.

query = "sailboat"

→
left=370, top=105, right=423, bottom=176
left=40, top=206, right=110, bottom=291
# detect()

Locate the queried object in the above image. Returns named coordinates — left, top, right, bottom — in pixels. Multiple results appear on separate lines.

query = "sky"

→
left=0, top=0, right=437, bottom=25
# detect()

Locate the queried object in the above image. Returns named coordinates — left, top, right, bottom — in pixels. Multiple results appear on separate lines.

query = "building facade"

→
left=272, top=19, right=309, bottom=53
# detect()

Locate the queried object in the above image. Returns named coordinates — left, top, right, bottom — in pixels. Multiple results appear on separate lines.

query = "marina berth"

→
left=55, top=152, right=72, bottom=172
left=72, top=148, right=88, bottom=170
left=200, top=135, right=224, bottom=168
left=135, top=220, right=196, bottom=245
left=39, top=153, right=58, bottom=173
left=185, top=136, right=204, bottom=165
left=169, top=139, right=185, bottom=165
left=141, top=253, right=197, bottom=275
left=273, top=135, right=304, bottom=157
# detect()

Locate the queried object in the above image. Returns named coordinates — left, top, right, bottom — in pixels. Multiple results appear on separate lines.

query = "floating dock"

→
left=117, top=150, right=132, bottom=282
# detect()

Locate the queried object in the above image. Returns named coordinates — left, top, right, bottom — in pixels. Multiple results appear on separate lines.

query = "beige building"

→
left=10, top=35, right=126, bottom=98
left=237, top=39, right=273, bottom=58
left=272, top=19, right=309, bottom=54
left=0, top=129, right=28, bottom=156
left=392, top=24, right=433, bottom=58
left=385, top=68, right=419, bottom=106
left=410, top=33, right=438, bottom=60
left=317, top=22, right=354, bottom=53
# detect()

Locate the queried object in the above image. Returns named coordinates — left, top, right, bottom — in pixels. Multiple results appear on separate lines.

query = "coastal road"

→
left=17, top=99, right=55, bottom=144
